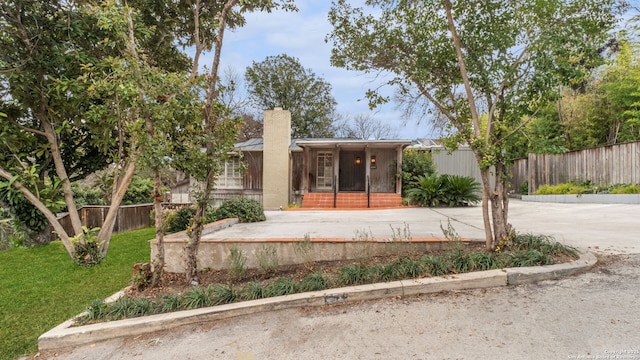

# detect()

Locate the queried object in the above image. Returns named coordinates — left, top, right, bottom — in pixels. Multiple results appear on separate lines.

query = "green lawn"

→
left=0, top=227, right=154, bottom=360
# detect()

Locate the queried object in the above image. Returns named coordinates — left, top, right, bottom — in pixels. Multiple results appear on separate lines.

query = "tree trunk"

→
left=478, top=167, right=495, bottom=250
left=0, top=167, right=75, bottom=258
left=185, top=170, right=215, bottom=284
left=97, top=160, right=137, bottom=254
left=184, top=0, right=239, bottom=284
left=40, top=116, right=83, bottom=237
left=490, top=163, right=511, bottom=246
left=150, top=167, right=165, bottom=288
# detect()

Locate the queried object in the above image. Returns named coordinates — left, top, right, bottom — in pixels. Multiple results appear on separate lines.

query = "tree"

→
left=178, top=1, right=296, bottom=284
left=334, top=113, right=398, bottom=139
left=597, top=38, right=640, bottom=143
left=0, top=0, right=194, bottom=264
left=237, top=114, right=264, bottom=141
left=245, top=54, right=337, bottom=138
left=328, top=0, right=620, bottom=250
left=0, top=0, right=131, bottom=260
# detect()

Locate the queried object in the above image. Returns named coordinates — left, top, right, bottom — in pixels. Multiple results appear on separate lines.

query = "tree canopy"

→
left=245, top=54, right=338, bottom=138
left=328, top=0, right=621, bottom=249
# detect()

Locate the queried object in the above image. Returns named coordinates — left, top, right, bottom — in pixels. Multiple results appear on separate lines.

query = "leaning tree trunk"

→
left=97, top=160, right=137, bottom=254
left=0, top=168, right=75, bottom=258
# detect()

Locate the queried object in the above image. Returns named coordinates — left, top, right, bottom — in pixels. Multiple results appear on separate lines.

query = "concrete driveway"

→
left=205, top=200, right=640, bottom=255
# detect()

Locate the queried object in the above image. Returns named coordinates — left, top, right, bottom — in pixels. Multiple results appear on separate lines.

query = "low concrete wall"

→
left=522, top=194, right=640, bottom=204
left=151, top=220, right=470, bottom=273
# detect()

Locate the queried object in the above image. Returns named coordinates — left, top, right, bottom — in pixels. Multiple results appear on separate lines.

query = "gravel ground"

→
left=36, top=254, right=640, bottom=360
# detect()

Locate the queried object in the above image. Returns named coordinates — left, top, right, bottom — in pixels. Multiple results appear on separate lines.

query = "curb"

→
left=38, top=252, right=596, bottom=352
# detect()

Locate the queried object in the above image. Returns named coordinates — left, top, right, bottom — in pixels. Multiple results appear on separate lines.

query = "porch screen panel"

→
left=317, top=152, right=333, bottom=190
left=218, top=156, right=243, bottom=189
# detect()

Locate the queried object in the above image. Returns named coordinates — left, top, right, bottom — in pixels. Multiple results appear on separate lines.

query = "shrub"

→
left=297, top=272, right=328, bottom=292
left=71, top=226, right=104, bottom=267
left=181, top=287, right=214, bottom=309
left=256, top=245, right=279, bottom=275
left=85, top=299, right=108, bottom=322
left=406, top=174, right=480, bottom=207
left=467, top=252, right=499, bottom=271
left=512, top=233, right=577, bottom=257
left=378, top=260, right=405, bottom=281
left=406, top=174, right=444, bottom=206
left=447, top=248, right=472, bottom=273
left=401, top=149, right=436, bottom=197
left=130, top=262, right=152, bottom=291
left=71, top=183, right=105, bottom=207
left=264, top=277, right=296, bottom=297
left=212, top=198, right=266, bottom=223
left=0, top=182, right=51, bottom=246
left=159, top=294, right=183, bottom=313
left=519, top=180, right=529, bottom=195
left=337, top=264, right=371, bottom=285
left=164, top=206, right=196, bottom=234
left=420, top=255, right=448, bottom=276
left=440, top=174, right=481, bottom=206
left=535, top=183, right=591, bottom=195
left=227, top=247, right=247, bottom=278
left=609, top=184, right=640, bottom=194
left=122, top=176, right=155, bottom=205
left=399, top=257, right=426, bottom=278
left=293, top=233, right=315, bottom=270
left=211, top=284, right=237, bottom=305
left=240, top=281, right=265, bottom=301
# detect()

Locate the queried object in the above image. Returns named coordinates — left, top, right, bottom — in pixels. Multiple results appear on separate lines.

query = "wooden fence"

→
left=53, top=204, right=153, bottom=239
left=511, top=141, right=640, bottom=194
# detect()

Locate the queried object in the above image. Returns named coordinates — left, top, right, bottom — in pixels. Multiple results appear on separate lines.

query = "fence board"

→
left=510, top=141, right=640, bottom=194
left=52, top=204, right=152, bottom=240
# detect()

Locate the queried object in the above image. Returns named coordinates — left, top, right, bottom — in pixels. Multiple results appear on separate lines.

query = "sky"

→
left=197, top=1, right=433, bottom=140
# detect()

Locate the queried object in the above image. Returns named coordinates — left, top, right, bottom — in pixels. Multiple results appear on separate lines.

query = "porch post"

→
left=365, top=147, right=371, bottom=193
left=302, top=146, right=309, bottom=193
left=396, top=145, right=403, bottom=194
left=333, top=146, right=340, bottom=192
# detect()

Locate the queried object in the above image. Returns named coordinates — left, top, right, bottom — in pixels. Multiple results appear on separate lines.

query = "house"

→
left=171, top=108, right=412, bottom=209
left=407, top=139, right=491, bottom=188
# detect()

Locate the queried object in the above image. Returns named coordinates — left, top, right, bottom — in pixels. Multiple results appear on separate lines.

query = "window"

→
left=218, top=156, right=243, bottom=189
left=317, top=152, right=333, bottom=190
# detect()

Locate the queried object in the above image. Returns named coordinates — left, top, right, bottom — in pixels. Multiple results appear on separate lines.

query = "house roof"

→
left=406, top=138, right=443, bottom=150
left=234, top=138, right=302, bottom=152
left=295, top=138, right=412, bottom=149
left=234, top=137, right=412, bottom=152
left=406, top=139, right=471, bottom=150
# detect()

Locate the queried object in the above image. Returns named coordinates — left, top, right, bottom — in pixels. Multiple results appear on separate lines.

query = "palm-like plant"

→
left=406, top=175, right=445, bottom=206
left=441, top=175, right=481, bottom=206
left=406, top=174, right=480, bottom=207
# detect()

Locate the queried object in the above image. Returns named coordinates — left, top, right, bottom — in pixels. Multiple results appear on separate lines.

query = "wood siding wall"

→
left=53, top=204, right=153, bottom=240
left=511, top=142, right=640, bottom=194
left=243, top=151, right=263, bottom=190
left=369, top=148, right=396, bottom=193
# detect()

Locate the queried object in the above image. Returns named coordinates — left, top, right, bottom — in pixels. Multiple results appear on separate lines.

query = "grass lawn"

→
left=0, top=227, right=155, bottom=360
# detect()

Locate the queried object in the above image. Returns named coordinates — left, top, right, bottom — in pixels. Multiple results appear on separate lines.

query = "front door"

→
left=339, top=150, right=366, bottom=191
